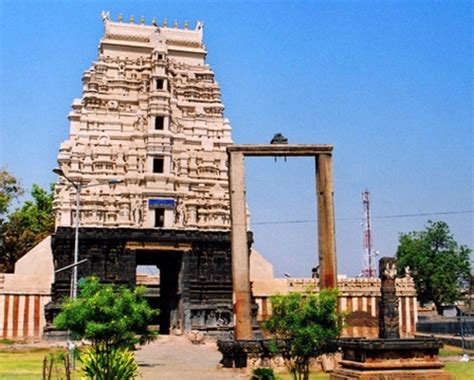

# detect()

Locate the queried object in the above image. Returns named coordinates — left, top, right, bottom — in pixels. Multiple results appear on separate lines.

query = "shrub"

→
left=81, top=344, right=138, bottom=380
left=263, top=288, right=342, bottom=380
left=54, top=277, right=157, bottom=379
left=252, top=367, right=278, bottom=380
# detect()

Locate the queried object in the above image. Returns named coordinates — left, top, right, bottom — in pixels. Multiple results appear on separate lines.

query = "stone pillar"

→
left=316, top=153, right=337, bottom=288
left=379, top=257, right=400, bottom=339
left=228, top=152, right=253, bottom=340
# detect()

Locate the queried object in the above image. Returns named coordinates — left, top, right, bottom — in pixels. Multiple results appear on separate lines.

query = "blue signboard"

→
left=148, top=198, right=175, bottom=209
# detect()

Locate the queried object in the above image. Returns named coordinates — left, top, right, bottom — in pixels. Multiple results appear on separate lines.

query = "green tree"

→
left=0, top=169, right=23, bottom=221
left=0, top=183, right=54, bottom=272
left=54, top=277, right=157, bottom=379
left=396, top=220, right=472, bottom=315
left=262, top=288, right=342, bottom=380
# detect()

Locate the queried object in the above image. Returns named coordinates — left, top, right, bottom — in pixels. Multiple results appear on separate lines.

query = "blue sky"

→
left=0, top=0, right=472, bottom=277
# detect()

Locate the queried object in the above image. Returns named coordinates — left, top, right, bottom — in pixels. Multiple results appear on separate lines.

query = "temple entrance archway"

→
left=227, top=144, right=337, bottom=340
left=135, top=249, right=184, bottom=335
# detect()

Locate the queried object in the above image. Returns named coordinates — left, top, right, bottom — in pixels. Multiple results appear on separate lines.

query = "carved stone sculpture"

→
left=379, top=257, right=400, bottom=339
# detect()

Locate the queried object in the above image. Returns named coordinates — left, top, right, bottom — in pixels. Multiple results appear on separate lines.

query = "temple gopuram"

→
left=46, top=14, right=236, bottom=335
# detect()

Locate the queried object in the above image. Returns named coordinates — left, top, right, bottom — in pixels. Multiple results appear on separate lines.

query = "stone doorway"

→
left=45, top=228, right=233, bottom=337
left=135, top=250, right=183, bottom=335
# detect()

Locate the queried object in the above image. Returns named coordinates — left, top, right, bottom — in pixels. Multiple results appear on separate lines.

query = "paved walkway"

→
left=135, top=335, right=249, bottom=379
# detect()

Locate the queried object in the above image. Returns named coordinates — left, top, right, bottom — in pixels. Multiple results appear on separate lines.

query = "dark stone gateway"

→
left=45, top=227, right=243, bottom=336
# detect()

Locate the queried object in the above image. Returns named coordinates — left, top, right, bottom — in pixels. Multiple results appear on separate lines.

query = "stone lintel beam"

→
left=227, top=144, right=333, bottom=157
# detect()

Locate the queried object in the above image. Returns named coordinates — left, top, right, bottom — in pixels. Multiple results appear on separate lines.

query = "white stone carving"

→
left=54, top=16, right=232, bottom=230
left=404, top=266, right=412, bottom=279
left=384, top=261, right=397, bottom=279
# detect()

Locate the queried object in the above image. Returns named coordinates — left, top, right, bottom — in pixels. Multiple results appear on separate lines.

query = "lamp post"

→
left=52, top=169, right=122, bottom=299
left=52, top=169, right=123, bottom=369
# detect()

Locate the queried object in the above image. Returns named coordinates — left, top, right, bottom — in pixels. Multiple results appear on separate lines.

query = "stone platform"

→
left=331, top=368, right=451, bottom=380
left=330, top=338, right=452, bottom=380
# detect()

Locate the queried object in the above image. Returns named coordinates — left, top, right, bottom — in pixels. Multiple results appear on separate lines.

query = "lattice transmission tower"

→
left=362, top=189, right=377, bottom=277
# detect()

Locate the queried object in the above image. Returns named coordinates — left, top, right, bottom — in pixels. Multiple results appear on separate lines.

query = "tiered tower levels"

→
left=55, top=15, right=232, bottom=231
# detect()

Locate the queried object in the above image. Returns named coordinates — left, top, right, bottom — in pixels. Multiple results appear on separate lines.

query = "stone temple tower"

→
left=46, top=14, right=237, bottom=335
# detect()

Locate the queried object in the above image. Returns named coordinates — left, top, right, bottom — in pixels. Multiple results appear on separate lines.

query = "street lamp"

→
left=53, top=169, right=123, bottom=369
left=52, top=168, right=123, bottom=299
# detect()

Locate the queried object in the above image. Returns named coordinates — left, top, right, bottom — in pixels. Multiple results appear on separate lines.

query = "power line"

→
left=250, top=210, right=474, bottom=226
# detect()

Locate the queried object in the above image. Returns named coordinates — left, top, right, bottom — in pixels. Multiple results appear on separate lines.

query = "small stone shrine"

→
left=331, top=257, right=452, bottom=380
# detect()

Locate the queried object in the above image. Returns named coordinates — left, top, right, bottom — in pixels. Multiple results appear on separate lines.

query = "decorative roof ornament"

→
left=118, top=14, right=123, bottom=22
left=270, top=133, right=288, bottom=144
left=383, top=261, right=397, bottom=279
left=101, top=11, right=110, bottom=22
left=404, top=266, right=412, bottom=280
left=152, top=17, right=157, bottom=27
left=173, top=19, right=178, bottom=28
left=140, top=16, right=145, bottom=25
left=130, top=15, right=135, bottom=24
left=184, top=20, right=189, bottom=30
left=163, top=18, right=168, bottom=27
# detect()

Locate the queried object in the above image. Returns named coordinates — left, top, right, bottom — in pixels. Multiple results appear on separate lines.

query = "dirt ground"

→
left=135, top=335, right=249, bottom=379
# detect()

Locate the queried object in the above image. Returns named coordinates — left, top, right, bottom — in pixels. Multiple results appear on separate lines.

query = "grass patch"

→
left=0, top=348, right=82, bottom=380
left=1, top=346, right=471, bottom=380
left=0, top=338, right=14, bottom=345
left=444, top=361, right=474, bottom=380
left=439, top=344, right=474, bottom=357
left=275, top=362, right=474, bottom=380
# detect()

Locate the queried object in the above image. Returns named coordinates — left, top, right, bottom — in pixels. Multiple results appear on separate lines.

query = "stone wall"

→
left=0, top=292, right=50, bottom=340
left=0, top=237, right=53, bottom=340
left=252, top=276, right=417, bottom=338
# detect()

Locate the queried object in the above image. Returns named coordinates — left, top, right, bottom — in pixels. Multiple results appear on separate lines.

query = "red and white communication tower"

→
left=362, top=190, right=377, bottom=277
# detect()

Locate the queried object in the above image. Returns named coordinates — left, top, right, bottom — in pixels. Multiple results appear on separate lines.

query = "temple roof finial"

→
left=270, top=133, right=288, bottom=145
left=101, top=11, right=110, bottom=22
left=130, top=15, right=135, bottom=24
left=173, top=19, right=178, bottom=28
left=163, top=18, right=168, bottom=27
left=118, top=14, right=123, bottom=22
left=140, top=16, right=145, bottom=25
